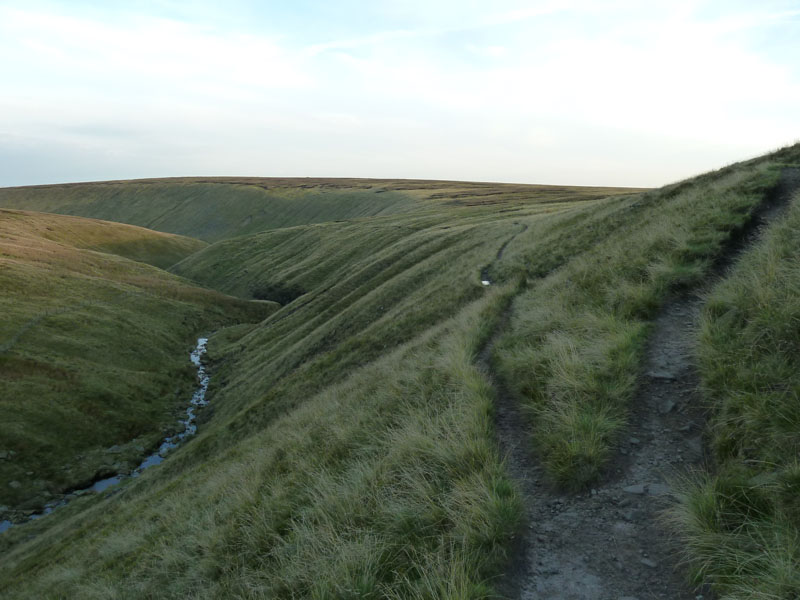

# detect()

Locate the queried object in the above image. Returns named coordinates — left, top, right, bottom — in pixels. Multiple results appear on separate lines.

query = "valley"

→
left=0, top=148, right=799, bottom=599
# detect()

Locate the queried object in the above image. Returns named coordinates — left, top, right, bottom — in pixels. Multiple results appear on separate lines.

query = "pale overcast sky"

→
left=1, top=0, right=798, bottom=187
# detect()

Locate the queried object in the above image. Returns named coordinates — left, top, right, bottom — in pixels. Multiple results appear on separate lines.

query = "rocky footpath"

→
left=486, top=169, right=800, bottom=599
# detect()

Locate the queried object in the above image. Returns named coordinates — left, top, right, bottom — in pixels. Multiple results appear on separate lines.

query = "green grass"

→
left=2, top=146, right=800, bottom=598
left=0, top=292, right=522, bottom=599
left=0, top=178, right=603, bottom=597
left=0, top=209, right=274, bottom=513
left=668, top=184, right=800, bottom=598
left=0, top=207, right=207, bottom=268
left=493, top=145, right=800, bottom=488
left=0, top=177, right=641, bottom=242
left=170, top=199, right=588, bottom=441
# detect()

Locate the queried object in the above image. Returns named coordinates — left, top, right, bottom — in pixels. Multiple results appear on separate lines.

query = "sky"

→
left=1, top=0, right=798, bottom=187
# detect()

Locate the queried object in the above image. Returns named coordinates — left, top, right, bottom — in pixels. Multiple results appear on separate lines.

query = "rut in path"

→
left=480, top=168, right=800, bottom=600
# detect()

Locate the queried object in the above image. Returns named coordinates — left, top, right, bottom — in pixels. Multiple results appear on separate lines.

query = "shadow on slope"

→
left=0, top=209, right=275, bottom=519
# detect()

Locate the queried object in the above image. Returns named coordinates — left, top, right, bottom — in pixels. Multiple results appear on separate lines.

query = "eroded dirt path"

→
left=482, top=168, right=800, bottom=600
left=481, top=300, right=705, bottom=599
left=492, top=298, right=707, bottom=599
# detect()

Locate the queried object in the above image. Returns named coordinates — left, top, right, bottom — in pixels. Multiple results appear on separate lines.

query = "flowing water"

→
left=0, top=337, right=210, bottom=534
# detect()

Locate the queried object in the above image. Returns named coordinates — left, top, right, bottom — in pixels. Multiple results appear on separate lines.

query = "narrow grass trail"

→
left=481, top=222, right=528, bottom=284
left=483, top=169, right=800, bottom=599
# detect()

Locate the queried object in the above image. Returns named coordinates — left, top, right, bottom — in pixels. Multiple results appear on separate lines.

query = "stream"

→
left=0, top=337, right=210, bottom=534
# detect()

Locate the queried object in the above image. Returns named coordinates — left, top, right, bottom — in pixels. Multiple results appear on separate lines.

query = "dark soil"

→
left=481, top=168, right=800, bottom=600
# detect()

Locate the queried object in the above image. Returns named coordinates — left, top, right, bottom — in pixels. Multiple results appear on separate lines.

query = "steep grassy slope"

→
left=671, top=183, right=800, bottom=598
left=0, top=209, right=274, bottom=516
left=493, top=145, right=800, bottom=487
left=0, top=183, right=608, bottom=598
left=0, top=177, right=641, bottom=242
left=0, top=208, right=207, bottom=268
left=171, top=198, right=587, bottom=430
left=0, top=295, right=522, bottom=599
left=2, top=147, right=800, bottom=598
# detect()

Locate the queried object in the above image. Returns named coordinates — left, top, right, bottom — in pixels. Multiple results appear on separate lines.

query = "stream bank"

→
left=0, top=336, right=211, bottom=535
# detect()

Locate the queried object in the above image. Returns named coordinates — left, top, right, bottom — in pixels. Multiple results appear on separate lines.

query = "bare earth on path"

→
left=482, top=297, right=706, bottom=600
left=483, top=168, right=800, bottom=600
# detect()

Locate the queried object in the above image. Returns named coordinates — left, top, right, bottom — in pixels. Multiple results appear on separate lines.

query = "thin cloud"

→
left=305, top=29, right=419, bottom=56
left=0, top=1, right=797, bottom=187
left=305, top=1, right=569, bottom=56
left=0, top=6, right=312, bottom=94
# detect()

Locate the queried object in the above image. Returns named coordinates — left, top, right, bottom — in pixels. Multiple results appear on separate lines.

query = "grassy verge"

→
left=495, top=147, right=800, bottom=488
left=669, top=186, right=800, bottom=598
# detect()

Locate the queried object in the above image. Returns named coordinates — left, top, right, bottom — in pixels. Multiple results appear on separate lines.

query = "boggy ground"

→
left=485, top=168, right=800, bottom=599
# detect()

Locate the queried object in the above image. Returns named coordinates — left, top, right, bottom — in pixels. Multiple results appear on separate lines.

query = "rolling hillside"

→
left=0, top=208, right=207, bottom=268
left=0, top=177, right=641, bottom=242
left=0, top=209, right=274, bottom=518
left=1, top=146, right=800, bottom=599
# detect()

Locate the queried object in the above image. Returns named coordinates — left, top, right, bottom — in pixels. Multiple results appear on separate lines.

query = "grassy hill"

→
left=670, top=171, right=800, bottom=597
left=0, top=209, right=274, bottom=517
left=0, top=177, right=641, bottom=242
left=1, top=147, right=800, bottom=599
left=0, top=208, right=207, bottom=268
left=0, top=179, right=630, bottom=598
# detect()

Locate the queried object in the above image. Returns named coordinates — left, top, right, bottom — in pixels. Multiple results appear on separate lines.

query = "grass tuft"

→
left=2, top=147, right=800, bottom=597
left=495, top=155, right=793, bottom=487
left=669, top=185, right=800, bottom=598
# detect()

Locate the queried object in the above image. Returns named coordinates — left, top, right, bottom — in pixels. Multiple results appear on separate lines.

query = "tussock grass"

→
left=0, top=295, right=522, bottom=599
left=495, top=148, right=799, bottom=488
left=669, top=185, right=800, bottom=598
left=173, top=201, right=578, bottom=441
left=0, top=180, right=584, bottom=597
left=3, top=148, right=800, bottom=598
